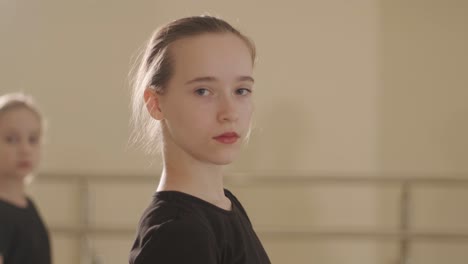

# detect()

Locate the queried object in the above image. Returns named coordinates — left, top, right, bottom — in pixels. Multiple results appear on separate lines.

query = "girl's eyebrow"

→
left=185, top=76, right=217, bottom=85
left=237, top=76, right=255, bottom=83
left=185, top=76, right=255, bottom=85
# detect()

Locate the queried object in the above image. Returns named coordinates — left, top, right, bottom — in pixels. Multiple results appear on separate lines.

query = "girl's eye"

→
left=195, top=88, right=210, bottom=96
left=5, top=136, right=19, bottom=144
left=29, top=136, right=39, bottom=145
left=235, top=88, right=252, bottom=96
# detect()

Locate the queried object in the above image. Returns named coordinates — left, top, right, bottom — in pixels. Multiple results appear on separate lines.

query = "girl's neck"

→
left=0, top=176, right=28, bottom=208
left=157, top=144, right=231, bottom=210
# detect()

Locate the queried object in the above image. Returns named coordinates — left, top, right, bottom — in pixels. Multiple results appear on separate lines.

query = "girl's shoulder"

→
left=130, top=205, right=219, bottom=263
left=0, top=196, right=32, bottom=211
left=137, top=191, right=213, bottom=234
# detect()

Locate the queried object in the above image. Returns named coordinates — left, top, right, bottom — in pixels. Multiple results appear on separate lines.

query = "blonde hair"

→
left=0, top=93, right=43, bottom=121
left=130, top=15, right=256, bottom=154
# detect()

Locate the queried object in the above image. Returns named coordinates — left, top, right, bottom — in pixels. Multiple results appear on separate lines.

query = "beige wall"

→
left=2, top=0, right=380, bottom=175
left=380, top=0, right=468, bottom=174
left=2, top=0, right=468, bottom=263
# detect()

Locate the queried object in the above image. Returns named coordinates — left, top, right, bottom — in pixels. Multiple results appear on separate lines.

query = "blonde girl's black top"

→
left=0, top=197, right=51, bottom=264
left=129, top=189, right=271, bottom=264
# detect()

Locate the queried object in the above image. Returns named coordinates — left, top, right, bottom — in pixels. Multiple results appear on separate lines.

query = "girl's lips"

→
left=213, top=132, right=240, bottom=144
left=18, top=161, right=32, bottom=169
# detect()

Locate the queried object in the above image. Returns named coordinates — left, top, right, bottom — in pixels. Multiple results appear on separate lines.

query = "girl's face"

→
left=153, top=33, right=254, bottom=165
left=0, top=107, right=42, bottom=180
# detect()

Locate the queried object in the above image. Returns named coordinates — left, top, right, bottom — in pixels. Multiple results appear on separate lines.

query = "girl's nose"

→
left=217, top=95, right=239, bottom=123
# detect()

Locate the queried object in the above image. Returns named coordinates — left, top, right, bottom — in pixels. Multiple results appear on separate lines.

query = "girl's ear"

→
left=144, top=88, right=164, bottom=120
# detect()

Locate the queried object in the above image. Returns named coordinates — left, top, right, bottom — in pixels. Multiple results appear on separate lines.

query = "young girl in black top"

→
left=0, top=93, right=51, bottom=264
left=128, top=16, right=270, bottom=263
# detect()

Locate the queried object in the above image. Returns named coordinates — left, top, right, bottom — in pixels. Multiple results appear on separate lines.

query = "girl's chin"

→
left=209, top=155, right=238, bottom=166
left=212, top=160, right=234, bottom=166
left=15, top=169, right=34, bottom=179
